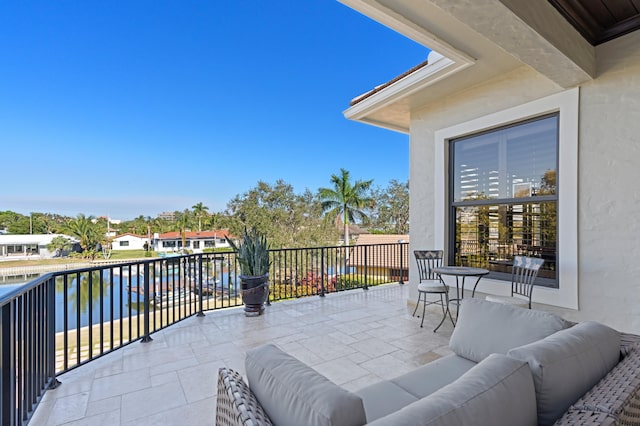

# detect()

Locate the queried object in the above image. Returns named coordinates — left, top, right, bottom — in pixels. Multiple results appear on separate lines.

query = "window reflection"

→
left=453, top=115, right=558, bottom=202
left=451, top=114, right=559, bottom=287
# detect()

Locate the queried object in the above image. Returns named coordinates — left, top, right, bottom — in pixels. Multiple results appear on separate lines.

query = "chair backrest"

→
left=511, top=256, right=544, bottom=306
left=414, top=250, right=443, bottom=282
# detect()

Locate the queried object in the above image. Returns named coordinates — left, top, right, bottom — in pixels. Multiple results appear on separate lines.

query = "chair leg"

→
left=439, top=294, right=446, bottom=316
left=420, top=293, right=428, bottom=328
left=445, top=292, right=456, bottom=327
left=412, top=291, right=422, bottom=317
left=433, top=293, right=448, bottom=332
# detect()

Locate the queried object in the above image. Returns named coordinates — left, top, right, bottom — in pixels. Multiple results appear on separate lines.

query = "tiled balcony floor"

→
left=32, top=283, right=581, bottom=426
left=32, top=283, right=461, bottom=425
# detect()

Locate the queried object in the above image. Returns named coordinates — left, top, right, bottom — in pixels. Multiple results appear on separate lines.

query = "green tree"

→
left=318, top=169, right=373, bottom=245
left=47, top=235, right=74, bottom=257
left=368, top=180, right=409, bottom=234
left=0, top=210, right=24, bottom=231
left=226, top=180, right=333, bottom=247
left=175, top=209, right=192, bottom=250
left=7, top=215, right=31, bottom=234
left=192, top=202, right=209, bottom=232
left=35, top=213, right=67, bottom=234
left=63, top=214, right=104, bottom=258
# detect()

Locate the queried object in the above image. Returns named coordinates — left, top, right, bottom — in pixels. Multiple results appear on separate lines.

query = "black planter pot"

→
left=240, top=274, right=269, bottom=316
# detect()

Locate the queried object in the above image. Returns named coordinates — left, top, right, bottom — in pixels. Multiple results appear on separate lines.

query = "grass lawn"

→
left=108, top=249, right=158, bottom=260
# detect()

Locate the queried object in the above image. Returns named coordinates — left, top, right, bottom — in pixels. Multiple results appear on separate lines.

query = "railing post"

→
left=47, top=278, right=60, bottom=389
left=399, top=241, right=405, bottom=285
left=197, top=255, right=205, bottom=317
left=319, top=248, right=326, bottom=297
left=363, top=246, right=369, bottom=290
left=266, top=250, right=271, bottom=306
left=1, top=301, right=16, bottom=425
left=141, top=262, right=153, bottom=343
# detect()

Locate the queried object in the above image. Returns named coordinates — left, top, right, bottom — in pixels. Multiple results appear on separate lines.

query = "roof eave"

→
left=343, top=51, right=474, bottom=132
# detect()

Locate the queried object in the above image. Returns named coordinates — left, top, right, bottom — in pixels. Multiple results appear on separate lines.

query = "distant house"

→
left=0, top=234, right=77, bottom=259
left=153, top=230, right=233, bottom=253
left=349, top=234, right=410, bottom=282
left=339, top=224, right=367, bottom=245
left=110, top=233, right=149, bottom=251
left=157, top=211, right=176, bottom=221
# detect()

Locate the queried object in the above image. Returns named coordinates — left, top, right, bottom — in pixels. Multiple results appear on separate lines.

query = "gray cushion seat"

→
left=356, top=354, right=476, bottom=421
left=367, top=354, right=538, bottom=426
left=417, top=281, right=448, bottom=293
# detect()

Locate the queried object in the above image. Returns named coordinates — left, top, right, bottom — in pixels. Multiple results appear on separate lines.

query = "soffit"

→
left=548, top=0, right=640, bottom=45
left=340, top=0, right=524, bottom=133
left=342, top=0, right=638, bottom=132
left=341, top=0, right=604, bottom=132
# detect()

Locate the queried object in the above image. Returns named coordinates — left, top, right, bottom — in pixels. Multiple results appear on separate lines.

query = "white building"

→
left=110, top=233, right=150, bottom=251
left=153, top=230, right=233, bottom=253
left=0, top=234, right=77, bottom=259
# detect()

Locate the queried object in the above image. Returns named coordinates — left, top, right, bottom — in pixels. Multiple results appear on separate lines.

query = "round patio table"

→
left=433, top=266, right=489, bottom=317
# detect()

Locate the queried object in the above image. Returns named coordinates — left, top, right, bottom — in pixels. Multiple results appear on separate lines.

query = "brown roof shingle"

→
left=349, top=59, right=429, bottom=106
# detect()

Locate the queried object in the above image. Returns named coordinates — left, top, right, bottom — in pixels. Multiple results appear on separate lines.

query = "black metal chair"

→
left=485, top=256, right=544, bottom=309
left=413, top=250, right=455, bottom=332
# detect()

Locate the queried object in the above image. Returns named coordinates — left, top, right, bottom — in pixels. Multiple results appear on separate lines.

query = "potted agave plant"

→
left=227, top=228, right=271, bottom=316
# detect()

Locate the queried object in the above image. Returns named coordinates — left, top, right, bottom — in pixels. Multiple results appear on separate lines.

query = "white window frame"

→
left=434, top=88, right=579, bottom=309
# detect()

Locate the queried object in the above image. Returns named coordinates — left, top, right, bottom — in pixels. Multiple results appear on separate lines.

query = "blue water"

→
left=53, top=269, right=236, bottom=332
left=0, top=283, right=26, bottom=297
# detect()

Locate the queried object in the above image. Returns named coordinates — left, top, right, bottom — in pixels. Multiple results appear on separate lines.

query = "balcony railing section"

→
left=0, top=242, right=408, bottom=425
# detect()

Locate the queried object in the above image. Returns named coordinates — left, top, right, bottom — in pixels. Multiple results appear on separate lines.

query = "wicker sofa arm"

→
left=555, top=335, right=640, bottom=426
left=216, top=368, right=273, bottom=426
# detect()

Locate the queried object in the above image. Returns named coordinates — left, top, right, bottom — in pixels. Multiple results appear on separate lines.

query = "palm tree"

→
left=63, top=214, right=102, bottom=258
left=319, top=169, right=373, bottom=246
left=176, top=209, right=192, bottom=251
left=192, top=202, right=209, bottom=232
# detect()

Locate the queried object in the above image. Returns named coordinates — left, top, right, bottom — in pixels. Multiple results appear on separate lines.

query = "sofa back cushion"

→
left=245, top=343, right=366, bottom=426
left=449, top=299, right=569, bottom=362
left=507, top=321, right=621, bottom=426
left=367, top=354, right=537, bottom=426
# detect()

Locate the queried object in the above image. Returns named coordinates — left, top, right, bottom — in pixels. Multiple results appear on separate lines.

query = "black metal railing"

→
left=1, top=276, right=57, bottom=426
left=455, top=239, right=557, bottom=284
left=0, top=242, right=408, bottom=425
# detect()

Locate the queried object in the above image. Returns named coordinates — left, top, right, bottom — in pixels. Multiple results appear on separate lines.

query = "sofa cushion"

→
left=390, top=354, right=476, bottom=399
left=245, top=344, right=366, bottom=426
left=356, top=354, right=476, bottom=422
left=367, top=354, right=537, bottom=426
left=507, top=321, right=621, bottom=426
left=355, top=380, right=419, bottom=422
left=449, top=298, right=569, bottom=363
left=556, top=344, right=640, bottom=425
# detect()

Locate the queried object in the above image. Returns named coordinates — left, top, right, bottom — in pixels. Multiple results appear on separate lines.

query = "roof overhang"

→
left=344, top=51, right=471, bottom=133
left=340, top=0, right=598, bottom=132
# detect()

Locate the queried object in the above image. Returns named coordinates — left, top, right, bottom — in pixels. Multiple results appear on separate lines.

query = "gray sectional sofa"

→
left=216, top=299, right=640, bottom=426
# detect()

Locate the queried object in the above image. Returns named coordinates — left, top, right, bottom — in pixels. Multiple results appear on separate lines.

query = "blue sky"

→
left=0, top=1, right=429, bottom=220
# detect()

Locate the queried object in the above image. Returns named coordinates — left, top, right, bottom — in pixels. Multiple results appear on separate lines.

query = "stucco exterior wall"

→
left=409, top=30, right=640, bottom=332
left=577, top=32, right=640, bottom=331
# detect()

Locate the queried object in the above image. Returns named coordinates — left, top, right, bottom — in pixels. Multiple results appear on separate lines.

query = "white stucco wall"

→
left=577, top=32, right=640, bottom=331
left=409, top=30, right=640, bottom=333
left=112, top=235, right=148, bottom=251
